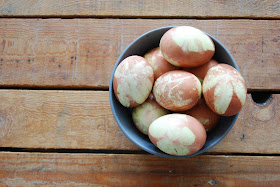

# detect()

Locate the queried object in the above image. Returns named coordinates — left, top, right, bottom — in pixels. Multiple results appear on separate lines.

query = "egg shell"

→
left=148, top=114, right=206, bottom=156
left=144, top=47, right=179, bottom=80
left=153, top=70, right=201, bottom=112
left=185, top=98, right=220, bottom=132
left=160, top=26, right=215, bottom=68
left=132, top=94, right=168, bottom=135
left=184, top=59, right=219, bottom=82
left=203, top=64, right=247, bottom=116
left=113, top=55, right=154, bottom=107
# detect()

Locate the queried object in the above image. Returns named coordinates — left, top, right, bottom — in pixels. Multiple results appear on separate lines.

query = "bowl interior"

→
left=109, top=26, right=239, bottom=158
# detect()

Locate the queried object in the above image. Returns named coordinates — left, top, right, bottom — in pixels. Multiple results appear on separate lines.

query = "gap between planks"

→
left=0, top=86, right=280, bottom=93
left=0, top=0, right=280, bottom=19
left=1, top=147, right=280, bottom=157
left=1, top=15, right=280, bottom=20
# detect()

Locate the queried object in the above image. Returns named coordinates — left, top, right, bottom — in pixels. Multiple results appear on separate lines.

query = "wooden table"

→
left=0, top=1, right=280, bottom=186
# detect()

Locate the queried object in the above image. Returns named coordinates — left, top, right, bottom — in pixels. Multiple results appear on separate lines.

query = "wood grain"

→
left=0, top=19, right=280, bottom=90
left=0, top=90, right=279, bottom=154
left=0, top=152, right=280, bottom=186
left=0, top=90, right=136, bottom=150
left=0, top=0, right=280, bottom=19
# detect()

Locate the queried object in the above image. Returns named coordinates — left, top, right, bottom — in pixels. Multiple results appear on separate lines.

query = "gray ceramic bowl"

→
left=109, top=26, right=239, bottom=158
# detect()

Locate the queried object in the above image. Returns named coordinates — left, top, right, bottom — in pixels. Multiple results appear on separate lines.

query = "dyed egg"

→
left=153, top=70, right=201, bottom=112
left=160, top=26, right=215, bottom=68
left=203, top=64, right=247, bottom=116
left=132, top=94, right=168, bottom=135
left=148, top=114, right=206, bottom=156
left=184, top=59, right=219, bottom=82
left=144, top=47, right=179, bottom=80
left=113, top=55, right=154, bottom=107
left=185, top=98, right=220, bottom=132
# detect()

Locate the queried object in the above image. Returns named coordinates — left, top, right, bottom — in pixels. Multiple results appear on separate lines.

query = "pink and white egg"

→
left=184, top=59, right=219, bottom=83
left=113, top=26, right=247, bottom=156
left=113, top=55, right=154, bottom=107
left=144, top=47, right=179, bottom=80
left=160, top=26, right=215, bottom=68
left=153, top=70, right=201, bottom=112
left=132, top=94, right=168, bottom=135
left=185, top=98, right=220, bottom=132
left=148, top=114, right=206, bottom=156
left=203, top=64, right=247, bottom=116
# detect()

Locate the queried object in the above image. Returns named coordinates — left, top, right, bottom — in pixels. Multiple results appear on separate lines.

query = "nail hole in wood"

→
left=250, top=92, right=273, bottom=106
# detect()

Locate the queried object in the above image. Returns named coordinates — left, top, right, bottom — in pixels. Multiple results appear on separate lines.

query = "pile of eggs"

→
left=113, top=26, right=247, bottom=156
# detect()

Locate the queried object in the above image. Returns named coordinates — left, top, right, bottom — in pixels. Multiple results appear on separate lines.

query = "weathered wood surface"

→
left=0, top=19, right=279, bottom=90
left=0, top=0, right=279, bottom=186
left=0, top=152, right=280, bottom=186
left=0, top=90, right=278, bottom=154
left=0, top=0, right=280, bottom=19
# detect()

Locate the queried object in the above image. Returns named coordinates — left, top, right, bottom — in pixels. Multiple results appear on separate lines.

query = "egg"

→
left=185, top=98, right=220, bottom=132
left=148, top=114, right=206, bottom=156
left=113, top=55, right=154, bottom=107
left=203, top=64, right=247, bottom=116
left=132, top=94, right=168, bottom=135
left=144, top=47, right=179, bottom=80
left=160, top=26, right=215, bottom=68
left=153, top=70, right=201, bottom=112
left=184, top=59, right=219, bottom=82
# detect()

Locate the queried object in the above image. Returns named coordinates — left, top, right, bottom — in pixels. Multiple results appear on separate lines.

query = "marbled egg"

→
left=203, top=64, right=247, bottom=116
left=113, top=55, right=154, bottom=107
left=132, top=94, right=168, bottom=135
left=153, top=70, right=201, bottom=112
left=148, top=114, right=206, bottom=156
left=144, top=47, right=179, bottom=80
left=160, top=26, right=215, bottom=68
left=184, top=59, right=219, bottom=82
left=185, top=98, right=220, bottom=132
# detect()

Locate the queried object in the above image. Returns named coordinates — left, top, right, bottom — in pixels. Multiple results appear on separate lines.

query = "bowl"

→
left=109, top=26, right=239, bottom=158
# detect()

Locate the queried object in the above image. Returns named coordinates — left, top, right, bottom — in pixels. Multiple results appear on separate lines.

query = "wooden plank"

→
left=0, top=90, right=137, bottom=150
left=0, top=0, right=280, bottom=19
left=0, top=90, right=279, bottom=154
left=0, top=152, right=280, bottom=186
left=0, top=19, right=280, bottom=90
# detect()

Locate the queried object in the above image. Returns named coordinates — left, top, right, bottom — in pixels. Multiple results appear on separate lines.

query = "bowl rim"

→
left=109, top=26, right=240, bottom=158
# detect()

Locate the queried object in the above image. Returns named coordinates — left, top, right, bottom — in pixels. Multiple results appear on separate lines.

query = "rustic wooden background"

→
left=0, top=0, right=280, bottom=186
